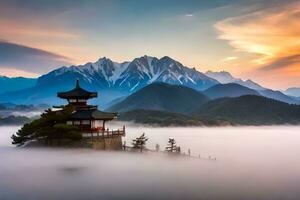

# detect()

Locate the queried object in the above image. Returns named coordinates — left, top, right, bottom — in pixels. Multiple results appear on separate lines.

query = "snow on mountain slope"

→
left=205, top=70, right=265, bottom=90
left=38, top=55, right=219, bottom=92
left=0, top=56, right=219, bottom=106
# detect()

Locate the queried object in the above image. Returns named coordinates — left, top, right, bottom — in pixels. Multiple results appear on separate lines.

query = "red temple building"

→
left=55, top=80, right=125, bottom=149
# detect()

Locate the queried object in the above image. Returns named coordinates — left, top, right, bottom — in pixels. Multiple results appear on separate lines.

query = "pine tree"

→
left=11, top=105, right=80, bottom=146
left=131, top=133, right=148, bottom=152
left=165, top=138, right=177, bottom=153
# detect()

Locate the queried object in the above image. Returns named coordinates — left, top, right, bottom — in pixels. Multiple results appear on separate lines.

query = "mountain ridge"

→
left=106, top=82, right=210, bottom=113
left=203, top=83, right=260, bottom=99
left=0, top=55, right=218, bottom=106
left=192, top=95, right=300, bottom=125
left=205, top=70, right=265, bottom=90
left=0, top=76, right=37, bottom=94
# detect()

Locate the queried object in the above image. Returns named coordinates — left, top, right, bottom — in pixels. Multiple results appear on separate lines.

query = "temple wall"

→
left=37, top=136, right=123, bottom=150
left=88, top=136, right=123, bottom=150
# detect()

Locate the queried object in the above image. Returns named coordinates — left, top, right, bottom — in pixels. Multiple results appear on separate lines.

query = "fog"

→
left=0, top=110, right=41, bottom=118
left=1, top=126, right=300, bottom=200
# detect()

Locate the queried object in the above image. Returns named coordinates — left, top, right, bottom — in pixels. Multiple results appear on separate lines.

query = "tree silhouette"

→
left=132, top=133, right=148, bottom=152
left=11, top=105, right=80, bottom=145
left=165, top=138, right=177, bottom=153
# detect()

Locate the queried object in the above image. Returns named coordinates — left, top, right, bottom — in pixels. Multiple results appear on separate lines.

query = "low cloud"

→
left=0, top=41, right=72, bottom=75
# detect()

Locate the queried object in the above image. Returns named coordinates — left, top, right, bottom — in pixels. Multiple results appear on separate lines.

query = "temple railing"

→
left=82, top=126, right=125, bottom=139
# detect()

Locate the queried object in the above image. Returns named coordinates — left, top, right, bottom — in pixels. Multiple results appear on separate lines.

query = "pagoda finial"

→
left=76, top=79, right=80, bottom=88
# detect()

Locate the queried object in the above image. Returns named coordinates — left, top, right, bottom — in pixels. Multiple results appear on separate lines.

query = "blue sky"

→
left=0, top=0, right=299, bottom=89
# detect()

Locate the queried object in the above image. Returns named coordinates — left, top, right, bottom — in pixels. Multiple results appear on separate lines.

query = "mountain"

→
left=283, top=87, right=300, bottom=97
left=0, top=115, right=32, bottom=126
left=205, top=71, right=265, bottom=90
left=107, top=83, right=210, bottom=114
left=118, top=109, right=228, bottom=126
left=203, top=83, right=260, bottom=99
left=192, top=95, right=300, bottom=125
left=258, top=89, right=298, bottom=104
left=0, top=76, right=37, bottom=94
left=0, top=56, right=218, bottom=106
left=36, top=55, right=218, bottom=92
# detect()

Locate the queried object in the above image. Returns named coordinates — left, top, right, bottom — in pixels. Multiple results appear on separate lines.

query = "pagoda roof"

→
left=69, top=109, right=117, bottom=120
left=57, top=80, right=97, bottom=99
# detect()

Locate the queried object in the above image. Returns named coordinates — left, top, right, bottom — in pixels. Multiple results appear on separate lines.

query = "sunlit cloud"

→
left=222, top=56, right=238, bottom=62
left=0, top=19, right=78, bottom=40
left=215, top=1, right=300, bottom=71
left=0, top=67, right=39, bottom=78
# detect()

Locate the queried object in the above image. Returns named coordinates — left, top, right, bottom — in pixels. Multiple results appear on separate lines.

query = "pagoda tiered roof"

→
left=57, top=80, right=97, bottom=99
left=69, top=109, right=117, bottom=120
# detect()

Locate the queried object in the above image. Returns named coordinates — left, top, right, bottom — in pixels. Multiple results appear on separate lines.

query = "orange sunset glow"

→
left=0, top=0, right=300, bottom=89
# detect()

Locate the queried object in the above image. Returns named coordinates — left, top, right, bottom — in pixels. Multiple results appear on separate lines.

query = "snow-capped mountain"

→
left=37, top=55, right=218, bottom=92
left=205, top=70, right=265, bottom=90
left=0, top=56, right=219, bottom=106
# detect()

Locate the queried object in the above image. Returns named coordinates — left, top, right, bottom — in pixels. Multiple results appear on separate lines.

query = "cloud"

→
left=259, top=54, right=300, bottom=71
left=215, top=1, right=300, bottom=70
left=0, top=41, right=72, bottom=74
left=222, top=56, right=238, bottom=62
left=185, top=14, right=194, bottom=17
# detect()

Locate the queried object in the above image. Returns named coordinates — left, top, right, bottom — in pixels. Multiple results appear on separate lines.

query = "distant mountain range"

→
left=107, top=83, right=210, bottom=113
left=283, top=87, right=300, bottom=97
left=205, top=71, right=265, bottom=90
left=0, top=76, right=37, bottom=94
left=109, top=83, right=300, bottom=126
left=0, top=56, right=218, bottom=106
left=0, top=55, right=299, bottom=107
left=192, top=95, right=300, bottom=125
left=203, top=83, right=260, bottom=99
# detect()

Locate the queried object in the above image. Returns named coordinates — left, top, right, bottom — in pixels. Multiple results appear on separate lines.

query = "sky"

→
left=0, top=0, right=299, bottom=89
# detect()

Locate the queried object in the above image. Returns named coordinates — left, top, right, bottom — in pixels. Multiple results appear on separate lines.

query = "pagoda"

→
left=56, top=80, right=125, bottom=149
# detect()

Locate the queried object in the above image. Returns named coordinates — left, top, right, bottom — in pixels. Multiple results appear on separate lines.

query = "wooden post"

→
left=123, top=141, right=126, bottom=150
left=103, top=120, right=106, bottom=130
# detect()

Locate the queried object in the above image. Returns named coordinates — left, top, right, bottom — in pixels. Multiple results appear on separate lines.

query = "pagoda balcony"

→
left=81, top=126, right=126, bottom=139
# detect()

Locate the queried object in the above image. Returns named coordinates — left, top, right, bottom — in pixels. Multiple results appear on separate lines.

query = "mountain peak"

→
left=95, top=57, right=113, bottom=65
left=205, top=70, right=265, bottom=90
left=160, top=56, right=175, bottom=62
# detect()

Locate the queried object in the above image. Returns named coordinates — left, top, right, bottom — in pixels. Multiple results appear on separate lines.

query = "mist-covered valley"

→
left=1, top=125, right=300, bottom=200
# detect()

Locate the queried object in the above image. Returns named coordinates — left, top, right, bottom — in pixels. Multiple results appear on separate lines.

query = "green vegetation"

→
left=111, top=83, right=300, bottom=126
left=131, top=133, right=148, bottom=152
left=165, top=138, right=180, bottom=153
left=11, top=106, right=81, bottom=146
left=107, top=83, right=210, bottom=114
left=193, top=95, right=300, bottom=125
left=118, top=109, right=228, bottom=126
left=203, top=83, right=260, bottom=99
